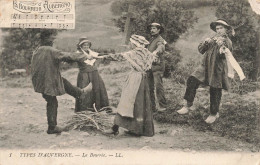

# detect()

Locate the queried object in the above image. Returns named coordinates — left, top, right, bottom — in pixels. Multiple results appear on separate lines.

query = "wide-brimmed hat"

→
left=147, top=23, right=164, bottom=34
left=210, top=19, right=232, bottom=32
left=130, top=35, right=149, bottom=47
left=77, top=37, right=92, bottom=48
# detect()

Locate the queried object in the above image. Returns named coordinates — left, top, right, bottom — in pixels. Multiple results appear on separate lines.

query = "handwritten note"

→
left=0, top=0, right=75, bottom=29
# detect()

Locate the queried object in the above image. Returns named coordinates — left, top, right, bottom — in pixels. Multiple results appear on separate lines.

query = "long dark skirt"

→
left=75, top=70, right=109, bottom=112
left=114, top=75, right=154, bottom=137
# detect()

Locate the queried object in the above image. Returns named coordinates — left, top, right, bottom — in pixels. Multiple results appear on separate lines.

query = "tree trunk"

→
left=250, top=28, right=260, bottom=81
left=0, top=50, right=6, bottom=77
left=0, top=66, right=6, bottom=77
left=257, top=28, right=260, bottom=141
left=124, top=5, right=134, bottom=44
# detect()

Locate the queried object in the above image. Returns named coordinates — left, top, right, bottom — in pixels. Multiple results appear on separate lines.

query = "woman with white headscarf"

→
left=102, top=35, right=156, bottom=136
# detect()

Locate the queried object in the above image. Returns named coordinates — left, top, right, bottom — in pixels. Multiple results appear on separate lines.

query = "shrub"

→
left=163, top=45, right=181, bottom=78
left=111, top=0, right=198, bottom=77
left=230, top=78, right=259, bottom=95
left=112, top=0, right=198, bottom=43
left=0, top=29, right=60, bottom=75
left=215, top=0, right=260, bottom=80
left=170, top=59, right=200, bottom=84
left=180, top=0, right=215, bottom=9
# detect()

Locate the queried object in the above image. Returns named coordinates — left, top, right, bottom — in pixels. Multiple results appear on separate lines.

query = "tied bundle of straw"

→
left=66, top=104, right=114, bottom=132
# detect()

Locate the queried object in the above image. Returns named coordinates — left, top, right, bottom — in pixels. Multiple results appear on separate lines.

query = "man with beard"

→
left=31, top=32, right=93, bottom=134
left=147, top=23, right=167, bottom=112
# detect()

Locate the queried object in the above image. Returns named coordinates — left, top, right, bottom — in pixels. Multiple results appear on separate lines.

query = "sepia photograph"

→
left=0, top=0, right=259, bottom=164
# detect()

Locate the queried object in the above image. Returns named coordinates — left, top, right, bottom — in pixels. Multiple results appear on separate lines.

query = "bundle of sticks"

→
left=66, top=104, right=115, bottom=132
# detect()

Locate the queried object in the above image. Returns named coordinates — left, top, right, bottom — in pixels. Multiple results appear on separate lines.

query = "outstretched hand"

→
left=96, top=53, right=118, bottom=59
left=94, top=56, right=105, bottom=59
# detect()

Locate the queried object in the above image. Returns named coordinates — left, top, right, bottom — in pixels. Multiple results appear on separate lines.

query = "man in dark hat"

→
left=147, top=22, right=167, bottom=112
left=177, top=19, right=234, bottom=123
left=31, top=34, right=92, bottom=134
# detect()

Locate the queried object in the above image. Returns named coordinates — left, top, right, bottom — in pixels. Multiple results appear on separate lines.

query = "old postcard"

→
left=0, top=0, right=259, bottom=164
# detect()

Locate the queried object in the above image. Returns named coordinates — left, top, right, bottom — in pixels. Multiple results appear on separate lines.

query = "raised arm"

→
left=198, top=38, right=212, bottom=54
left=98, top=53, right=126, bottom=61
left=52, top=48, right=88, bottom=62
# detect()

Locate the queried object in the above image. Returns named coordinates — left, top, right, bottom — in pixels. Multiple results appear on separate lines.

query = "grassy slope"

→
left=54, top=0, right=124, bottom=52
left=175, top=6, right=216, bottom=64
left=54, top=1, right=217, bottom=64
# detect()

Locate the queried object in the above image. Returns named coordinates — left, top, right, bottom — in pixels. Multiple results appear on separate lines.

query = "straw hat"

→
left=77, top=37, right=92, bottom=48
left=147, top=22, right=164, bottom=34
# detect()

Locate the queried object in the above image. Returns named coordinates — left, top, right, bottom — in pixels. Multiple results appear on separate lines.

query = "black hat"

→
left=210, top=19, right=232, bottom=32
left=147, top=23, right=164, bottom=34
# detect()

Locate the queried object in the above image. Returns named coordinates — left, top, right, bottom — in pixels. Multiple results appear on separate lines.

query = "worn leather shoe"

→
left=177, top=106, right=190, bottom=114
left=177, top=104, right=196, bottom=114
left=103, top=129, right=119, bottom=136
left=205, top=113, right=220, bottom=124
left=47, top=126, right=63, bottom=134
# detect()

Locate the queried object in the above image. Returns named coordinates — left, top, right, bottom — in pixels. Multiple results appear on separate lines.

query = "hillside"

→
left=175, top=6, right=216, bottom=64
left=54, top=1, right=216, bottom=64
left=54, top=0, right=124, bottom=52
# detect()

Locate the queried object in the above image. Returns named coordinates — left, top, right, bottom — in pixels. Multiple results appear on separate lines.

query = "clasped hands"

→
left=92, top=53, right=118, bottom=59
left=204, top=37, right=224, bottom=46
left=152, top=51, right=160, bottom=63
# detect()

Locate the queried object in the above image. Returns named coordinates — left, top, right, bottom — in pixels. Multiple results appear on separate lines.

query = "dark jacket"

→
left=77, top=62, right=98, bottom=73
left=147, top=34, right=165, bottom=72
left=31, top=46, right=87, bottom=96
left=191, top=35, right=232, bottom=90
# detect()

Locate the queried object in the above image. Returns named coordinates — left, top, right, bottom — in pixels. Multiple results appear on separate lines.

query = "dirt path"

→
left=0, top=87, right=257, bottom=151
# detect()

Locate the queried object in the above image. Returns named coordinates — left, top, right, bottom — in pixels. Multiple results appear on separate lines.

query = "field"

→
left=0, top=64, right=259, bottom=152
left=0, top=0, right=259, bottom=153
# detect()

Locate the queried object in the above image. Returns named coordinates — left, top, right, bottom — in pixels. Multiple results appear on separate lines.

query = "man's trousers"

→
left=42, top=78, right=82, bottom=129
left=184, top=76, right=222, bottom=115
left=147, top=70, right=167, bottom=111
